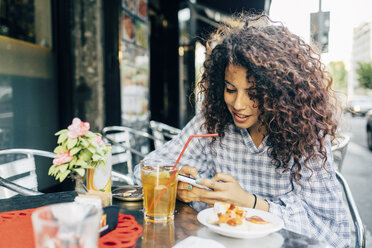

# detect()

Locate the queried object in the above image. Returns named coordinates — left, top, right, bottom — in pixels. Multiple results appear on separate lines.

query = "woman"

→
left=134, top=13, right=350, bottom=247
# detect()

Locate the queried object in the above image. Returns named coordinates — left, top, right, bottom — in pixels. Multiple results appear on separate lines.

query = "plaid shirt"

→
left=134, top=113, right=351, bottom=247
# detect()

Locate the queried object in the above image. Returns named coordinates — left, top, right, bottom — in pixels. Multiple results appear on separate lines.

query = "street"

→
left=340, top=114, right=372, bottom=245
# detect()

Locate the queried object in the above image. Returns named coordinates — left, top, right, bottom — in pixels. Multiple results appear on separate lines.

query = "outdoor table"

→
left=0, top=191, right=330, bottom=248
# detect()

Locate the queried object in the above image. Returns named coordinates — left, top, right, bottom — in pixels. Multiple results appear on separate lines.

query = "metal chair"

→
left=332, top=133, right=351, bottom=172
left=331, top=134, right=366, bottom=248
left=149, top=120, right=181, bottom=149
left=335, top=171, right=366, bottom=248
left=102, top=126, right=155, bottom=185
left=0, top=149, right=55, bottom=199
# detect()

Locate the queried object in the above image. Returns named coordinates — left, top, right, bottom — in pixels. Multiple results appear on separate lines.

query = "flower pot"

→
left=86, top=146, right=112, bottom=193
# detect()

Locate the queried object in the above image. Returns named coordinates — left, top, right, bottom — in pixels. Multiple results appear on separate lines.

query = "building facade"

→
left=0, top=0, right=270, bottom=191
left=350, top=22, right=372, bottom=95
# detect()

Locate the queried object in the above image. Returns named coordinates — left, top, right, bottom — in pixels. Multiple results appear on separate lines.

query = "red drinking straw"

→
left=147, top=133, right=218, bottom=213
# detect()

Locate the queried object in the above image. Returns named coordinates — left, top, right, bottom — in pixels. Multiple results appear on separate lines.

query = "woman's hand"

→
left=176, top=167, right=252, bottom=208
left=197, top=173, right=252, bottom=207
left=176, top=166, right=201, bottom=203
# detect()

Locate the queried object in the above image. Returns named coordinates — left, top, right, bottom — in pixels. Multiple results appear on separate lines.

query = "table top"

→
left=0, top=191, right=329, bottom=248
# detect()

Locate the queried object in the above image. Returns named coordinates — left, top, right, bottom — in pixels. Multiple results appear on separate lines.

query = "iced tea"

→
left=141, top=160, right=178, bottom=222
left=141, top=221, right=175, bottom=247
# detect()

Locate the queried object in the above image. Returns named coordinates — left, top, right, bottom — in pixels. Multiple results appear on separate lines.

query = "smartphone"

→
left=177, top=175, right=213, bottom=190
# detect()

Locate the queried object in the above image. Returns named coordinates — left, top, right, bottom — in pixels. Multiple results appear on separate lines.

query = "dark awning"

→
left=197, top=0, right=271, bottom=15
left=187, top=0, right=272, bottom=40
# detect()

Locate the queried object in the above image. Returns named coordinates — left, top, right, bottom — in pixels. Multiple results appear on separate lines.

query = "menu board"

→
left=120, top=0, right=149, bottom=126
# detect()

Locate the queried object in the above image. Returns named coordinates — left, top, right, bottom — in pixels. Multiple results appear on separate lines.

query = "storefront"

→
left=0, top=0, right=270, bottom=190
left=105, top=0, right=271, bottom=129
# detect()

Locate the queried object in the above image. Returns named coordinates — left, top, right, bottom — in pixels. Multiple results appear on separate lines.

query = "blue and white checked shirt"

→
left=134, top=113, right=351, bottom=247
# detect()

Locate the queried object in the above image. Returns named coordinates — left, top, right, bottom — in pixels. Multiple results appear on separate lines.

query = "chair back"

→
left=0, top=149, right=55, bottom=199
left=331, top=134, right=366, bottom=247
left=332, top=133, right=350, bottom=172
left=102, top=126, right=155, bottom=185
left=149, top=120, right=181, bottom=149
left=335, top=171, right=366, bottom=248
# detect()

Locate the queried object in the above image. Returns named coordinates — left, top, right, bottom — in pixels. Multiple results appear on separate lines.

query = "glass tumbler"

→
left=141, top=159, right=179, bottom=223
left=31, top=202, right=102, bottom=248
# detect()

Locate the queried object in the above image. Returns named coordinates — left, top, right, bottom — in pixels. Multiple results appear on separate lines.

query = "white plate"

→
left=197, top=228, right=284, bottom=248
left=197, top=208, right=284, bottom=239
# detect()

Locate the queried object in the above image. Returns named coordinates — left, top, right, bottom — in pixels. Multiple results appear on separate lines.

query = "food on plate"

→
left=206, top=211, right=219, bottom=225
left=207, top=202, right=247, bottom=230
left=207, top=202, right=273, bottom=231
left=246, top=216, right=270, bottom=224
left=207, top=202, right=229, bottom=224
left=214, top=202, right=230, bottom=214
left=218, top=204, right=246, bottom=227
left=246, top=215, right=274, bottom=231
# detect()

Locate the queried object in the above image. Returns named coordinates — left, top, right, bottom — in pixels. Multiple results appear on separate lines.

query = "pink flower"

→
left=53, top=151, right=73, bottom=166
left=67, top=117, right=90, bottom=138
left=96, top=136, right=104, bottom=146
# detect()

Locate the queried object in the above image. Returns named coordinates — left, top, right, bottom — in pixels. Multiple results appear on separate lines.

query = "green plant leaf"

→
left=58, top=164, right=68, bottom=173
left=70, top=156, right=78, bottom=165
left=67, top=138, right=78, bottom=149
left=84, top=131, right=96, bottom=138
left=48, top=165, right=56, bottom=175
left=75, top=159, right=87, bottom=167
left=59, top=170, right=71, bottom=182
left=57, top=132, right=68, bottom=144
left=53, top=146, right=65, bottom=154
left=60, top=143, right=67, bottom=151
left=55, top=129, right=67, bottom=136
left=87, top=146, right=96, bottom=154
left=79, top=138, right=89, bottom=147
left=75, top=168, right=85, bottom=177
left=83, top=161, right=96, bottom=169
left=70, top=147, right=81, bottom=155
left=94, top=161, right=101, bottom=169
left=79, top=150, right=92, bottom=161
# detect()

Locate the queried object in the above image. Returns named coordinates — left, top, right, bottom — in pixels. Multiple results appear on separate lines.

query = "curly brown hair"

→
left=198, top=13, right=339, bottom=183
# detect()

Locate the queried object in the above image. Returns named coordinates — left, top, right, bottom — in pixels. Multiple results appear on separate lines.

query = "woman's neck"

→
left=247, top=124, right=266, bottom=148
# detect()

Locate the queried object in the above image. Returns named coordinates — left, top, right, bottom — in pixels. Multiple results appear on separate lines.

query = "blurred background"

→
left=0, top=0, right=371, bottom=243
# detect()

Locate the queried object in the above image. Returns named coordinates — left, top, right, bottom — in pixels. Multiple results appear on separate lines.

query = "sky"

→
left=269, top=0, right=372, bottom=69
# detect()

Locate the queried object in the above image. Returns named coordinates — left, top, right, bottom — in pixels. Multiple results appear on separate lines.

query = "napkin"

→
left=74, top=195, right=102, bottom=209
left=173, top=236, right=226, bottom=248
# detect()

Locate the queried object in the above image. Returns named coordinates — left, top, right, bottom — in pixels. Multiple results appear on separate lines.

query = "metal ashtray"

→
left=112, top=185, right=143, bottom=201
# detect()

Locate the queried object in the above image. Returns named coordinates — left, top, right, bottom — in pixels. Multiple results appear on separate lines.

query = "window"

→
left=0, top=0, right=51, bottom=47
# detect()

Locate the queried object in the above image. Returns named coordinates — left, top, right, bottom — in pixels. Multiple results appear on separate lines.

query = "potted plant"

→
left=48, top=118, right=110, bottom=193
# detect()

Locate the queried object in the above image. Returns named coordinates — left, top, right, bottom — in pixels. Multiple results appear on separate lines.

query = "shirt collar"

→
left=238, top=127, right=267, bottom=153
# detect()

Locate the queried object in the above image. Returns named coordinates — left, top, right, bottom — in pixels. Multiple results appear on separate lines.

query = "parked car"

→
left=367, top=110, right=372, bottom=151
left=345, top=95, right=372, bottom=116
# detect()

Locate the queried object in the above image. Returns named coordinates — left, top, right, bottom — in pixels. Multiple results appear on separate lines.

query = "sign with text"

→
left=310, top=11, right=330, bottom=53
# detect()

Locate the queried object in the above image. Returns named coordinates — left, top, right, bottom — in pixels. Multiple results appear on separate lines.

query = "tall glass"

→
left=31, top=202, right=102, bottom=248
left=141, top=159, right=178, bottom=223
left=141, top=221, right=175, bottom=247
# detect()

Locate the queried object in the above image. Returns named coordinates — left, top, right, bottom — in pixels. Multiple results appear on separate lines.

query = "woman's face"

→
left=224, top=64, right=261, bottom=132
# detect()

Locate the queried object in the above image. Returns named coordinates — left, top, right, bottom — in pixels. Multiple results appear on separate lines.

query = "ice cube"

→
left=155, top=185, right=167, bottom=191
